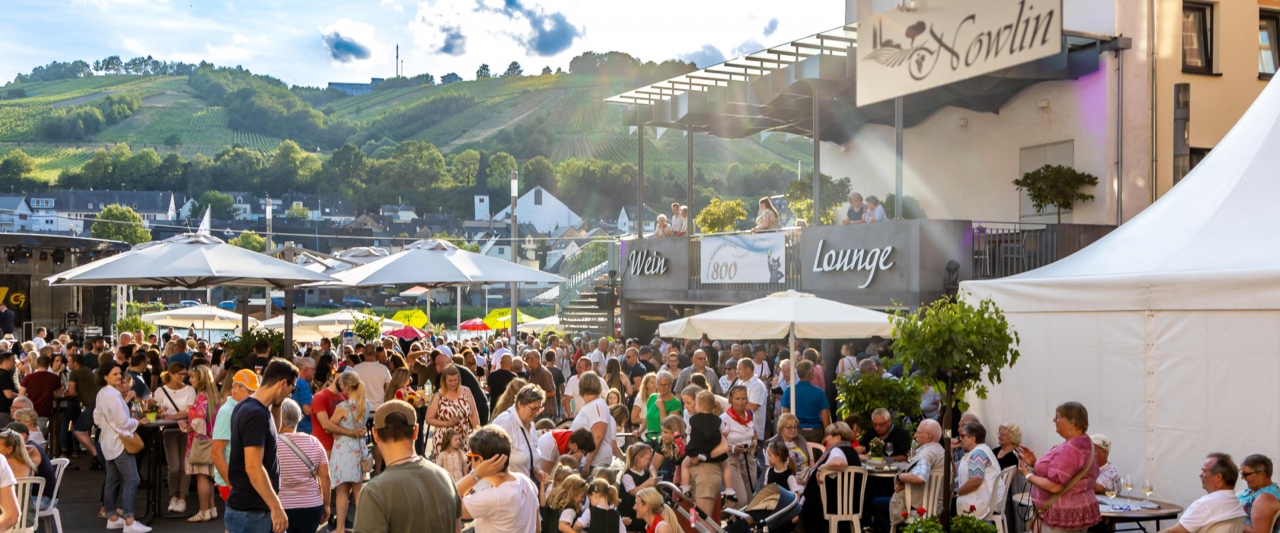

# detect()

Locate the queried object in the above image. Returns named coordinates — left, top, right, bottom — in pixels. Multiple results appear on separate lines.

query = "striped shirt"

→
left=275, top=432, right=329, bottom=509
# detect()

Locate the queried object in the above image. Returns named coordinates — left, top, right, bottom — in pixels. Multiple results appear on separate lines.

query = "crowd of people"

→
left=0, top=325, right=1264, bottom=533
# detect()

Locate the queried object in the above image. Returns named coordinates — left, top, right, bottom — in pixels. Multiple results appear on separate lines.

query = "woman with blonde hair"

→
left=426, top=364, right=480, bottom=460
left=155, top=361, right=194, bottom=514
left=329, top=371, right=367, bottom=533
left=179, top=365, right=221, bottom=522
left=630, top=374, right=658, bottom=427
left=384, top=368, right=413, bottom=402
left=492, top=377, right=529, bottom=416
left=633, top=487, right=680, bottom=533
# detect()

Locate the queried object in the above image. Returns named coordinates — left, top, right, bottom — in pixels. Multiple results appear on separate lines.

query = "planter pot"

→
left=146, top=413, right=157, bottom=422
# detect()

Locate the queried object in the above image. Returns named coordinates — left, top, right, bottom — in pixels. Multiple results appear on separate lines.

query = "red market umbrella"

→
left=385, top=325, right=428, bottom=340
left=460, top=318, right=491, bottom=331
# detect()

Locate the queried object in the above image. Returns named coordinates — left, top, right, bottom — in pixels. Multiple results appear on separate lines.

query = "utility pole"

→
left=396, top=45, right=400, bottom=77
left=265, top=198, right=273, bottom=320
left=282, top=241, right=295, bottom=356
left=510, top=170, right=519, bottom=342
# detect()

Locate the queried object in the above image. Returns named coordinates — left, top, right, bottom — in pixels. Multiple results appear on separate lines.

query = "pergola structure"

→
left=606, top=21, right=1118, bottom=231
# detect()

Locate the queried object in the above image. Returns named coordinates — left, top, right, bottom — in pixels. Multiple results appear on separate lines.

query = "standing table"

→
left=137, top=419, right=180, bottom=524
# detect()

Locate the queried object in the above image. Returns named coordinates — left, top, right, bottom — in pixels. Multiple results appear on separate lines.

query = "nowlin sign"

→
left=857, top=0, right=1063, bottom=106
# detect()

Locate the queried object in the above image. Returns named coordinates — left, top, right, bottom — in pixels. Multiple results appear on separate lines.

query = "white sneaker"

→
left=125, top=521, right=153, bottom=533
left=172, top=499, right=187, bottom=514
left=167, top=498, right=177, bottom=512
left=106, top=517, right=126, bottom=530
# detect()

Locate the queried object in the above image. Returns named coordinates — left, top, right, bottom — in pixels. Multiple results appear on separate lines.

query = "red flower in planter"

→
left=901, top=512, right=910, bottom=518
left=969, top=505, right=977, bottom=512
left=917, top=507, right=927, bottom=515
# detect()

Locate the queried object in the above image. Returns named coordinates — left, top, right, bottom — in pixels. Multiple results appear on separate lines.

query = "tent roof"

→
left=963, top=79, right=1280, bottom=313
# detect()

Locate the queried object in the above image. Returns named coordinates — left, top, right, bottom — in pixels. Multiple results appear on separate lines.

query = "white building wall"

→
left=821, top=63, right=1133, bottom=225
left=493, top=187, right=583, bottom=234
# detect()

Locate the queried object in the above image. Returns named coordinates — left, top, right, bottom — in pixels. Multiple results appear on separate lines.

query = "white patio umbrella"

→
left=141, top=305, right=257, bottom=330
left=329, top=239, right=565, bottom=340
left=46, top=231, right=337, bottom=350
left=657, top=290, right=896, bottom=411
left=293, top=310, right=404, bottom=331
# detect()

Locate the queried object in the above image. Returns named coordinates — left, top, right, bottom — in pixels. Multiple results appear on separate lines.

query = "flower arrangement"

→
left=901, top=512, right=995, bottom=533
left=141, top=399, right=160, bottom=421
left=868, top=437, right=886, bottom=459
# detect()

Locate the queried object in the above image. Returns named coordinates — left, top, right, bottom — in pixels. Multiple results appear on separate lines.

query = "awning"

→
left=606, top=23, right=1114, bottom=144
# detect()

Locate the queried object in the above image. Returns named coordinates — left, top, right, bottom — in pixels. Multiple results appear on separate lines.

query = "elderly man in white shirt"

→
left=1158, top=453, right=1247, bottom=533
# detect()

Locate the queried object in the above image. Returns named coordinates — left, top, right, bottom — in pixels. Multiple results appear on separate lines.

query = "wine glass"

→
left=1121, top=475, right=1134, bottom=500
left=885, top=442, right=894, bottom=460
left=1142, top=479, right=1154, bottom=503
left=1104, top=482, right=1117, bottom=506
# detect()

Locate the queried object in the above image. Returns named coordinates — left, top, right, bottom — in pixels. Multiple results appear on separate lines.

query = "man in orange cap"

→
left=212, top=370, right=259, bottom=504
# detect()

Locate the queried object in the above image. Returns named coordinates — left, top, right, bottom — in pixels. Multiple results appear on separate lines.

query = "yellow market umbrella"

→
left=483, top=308, right=537, bottom=329
left=391, top=309, right=431, bottom=329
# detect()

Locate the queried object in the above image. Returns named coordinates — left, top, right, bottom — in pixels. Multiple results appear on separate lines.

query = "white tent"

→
left=141, top=305, right=256, bottom=330
left=961, top=79, right=1280, bottom=507
left=261, top=310, right=403, bottom=333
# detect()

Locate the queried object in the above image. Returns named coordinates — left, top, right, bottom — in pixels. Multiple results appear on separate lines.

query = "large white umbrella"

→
left=293, top=310, right=403, bottom=331
left=46, top=233, right=335, bottom=289
left=141, top=305, right=257, bottom=330
left=517, top=314, right=559, bottom=333
left=330, top=239, right=566, bottom=287
left=329, top=239, right=565, bottom=341
left=657, top=290, right=895, bottom=411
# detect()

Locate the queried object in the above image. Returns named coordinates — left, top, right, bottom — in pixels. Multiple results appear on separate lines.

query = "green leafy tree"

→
left=520, top=156, right=555, bottom=193
left=192, top=190, right=236, bottom=220
left=694, top=198, right=747, bottom=233
left=541, top=66, right=552, bottom=75
left=284, top=203, right=309, bottom=219
left=432, top=231, right=481, bottom=253
left=164, top=133, right=182, bottom=148
left=0, top=149, right=36, bottom=185
left=835, top=372, right=924, bottom=427
left=785, top=172, right=851, bottom=226
left=1012, top=164, right=1099, bottom=223
left=486, top=152, right=518, bottom=189
left=115, top=316, right=156, bottom=337
left=891, top=296, right=1020, bottom=527
left=91, top=204, right=152, bottom=245
left=229, top=230, right=266, bottom=252
left=503, top=61, right=523, bottom=77
left=882, top=193, right=927, bottom=220
left=476, top=64, right=491, bottom=79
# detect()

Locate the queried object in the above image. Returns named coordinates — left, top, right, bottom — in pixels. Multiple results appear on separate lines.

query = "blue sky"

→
left=1, top=0, right=844, bottom=87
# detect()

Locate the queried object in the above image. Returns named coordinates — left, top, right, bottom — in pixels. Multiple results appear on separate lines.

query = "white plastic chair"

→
left=37, top=458, right=68, bottom=533
left=890, top=473, right=945, bottom=533
left=1204, top=516, right=1246, bottom=533
left=984, top=466, right=1018, bottom=533
left=818, top=467, right=868, bottom=533
left=7, top=477, right=45, bottom=533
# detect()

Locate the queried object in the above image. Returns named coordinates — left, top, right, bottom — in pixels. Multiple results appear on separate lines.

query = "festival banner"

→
left=699, top=233, right=786, bottom=284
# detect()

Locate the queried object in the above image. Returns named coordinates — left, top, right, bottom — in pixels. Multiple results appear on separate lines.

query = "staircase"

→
left=558, top=240, right=620, bottom=337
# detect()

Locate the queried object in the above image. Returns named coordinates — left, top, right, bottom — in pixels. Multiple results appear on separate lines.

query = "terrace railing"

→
left=971, top=222, right=1115, bottom=279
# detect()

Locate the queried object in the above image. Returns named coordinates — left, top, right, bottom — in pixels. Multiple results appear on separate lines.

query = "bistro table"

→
left=137, top=418, right=181, bottom=524
left=1012, top=493, right=1183, bottom=533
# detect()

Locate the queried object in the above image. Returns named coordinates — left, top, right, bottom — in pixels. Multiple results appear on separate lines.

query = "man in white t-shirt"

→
left=353, top=353, right=391, bottom=415
left=589, top=338, right=611, bottom=375
left=491, top=340, right=512, bottom=372
left=458, top=425, right=540, bottom=533
left=561, top=358, right=591, bottom=417
left=737, top=359, right=768, bottom=441
left=1158, top=453, right=1246, bottom=533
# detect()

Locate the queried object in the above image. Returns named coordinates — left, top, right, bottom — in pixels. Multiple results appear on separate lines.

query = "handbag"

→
left=360, top=440, right=375, bottom=474
left=1026, top=441, right=1096, bottom=533
left=281, top=434, right=318, bottom=477
left=120, top=431, right=144, bottom=455
left=188, top=434, right=213, bottom=465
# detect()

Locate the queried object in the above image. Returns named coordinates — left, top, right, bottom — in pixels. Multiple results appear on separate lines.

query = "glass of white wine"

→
left=1142, top=479, right=1155, bottom=503
left=1121, top=475, right=1134, bottom=500
left=1104, top=483, right=1118, bottom=506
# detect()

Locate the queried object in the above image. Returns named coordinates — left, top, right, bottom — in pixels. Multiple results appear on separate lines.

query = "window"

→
left=534, top=188, right=543, bottom=205
left=498, top=247, right=505, bottom=254
left=1183, top=2, right=1213, bottom=74
left=1262, top=13, right=1279, bottom=77
left=87, top=203, right=93, bottom=209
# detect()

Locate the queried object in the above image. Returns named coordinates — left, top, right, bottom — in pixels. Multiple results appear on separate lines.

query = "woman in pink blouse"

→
left=1016, top=402, right=1101, bottom=533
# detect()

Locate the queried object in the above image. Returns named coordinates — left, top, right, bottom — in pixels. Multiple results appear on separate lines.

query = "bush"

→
left=115, top=316, right=156, bottom=337
left=835, top=372, right=923, bottom=429
left=126, top=302, right=165, bottom=317
left=902, top=516, right=996, bottom=533
left=226, top=328, right=284, bottom=369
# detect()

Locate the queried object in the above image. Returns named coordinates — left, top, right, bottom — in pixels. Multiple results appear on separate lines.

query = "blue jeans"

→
left=225, top=508, right=274, bottom=533
left=103, top=454, right=139, bottom=519
left=285, top=505, right=325, bottom=533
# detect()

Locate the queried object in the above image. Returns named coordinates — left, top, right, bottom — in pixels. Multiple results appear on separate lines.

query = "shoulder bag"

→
left=118, top=394, right=145, bottom=454
left=281, top=433, right=318, bottom=477
left=163, top=387, right=213, bottom=465
left=1026, top=441, right=1095, bottom=533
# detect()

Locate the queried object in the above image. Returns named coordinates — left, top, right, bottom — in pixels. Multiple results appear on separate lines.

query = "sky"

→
left=1, top=0, right=845, bottom=87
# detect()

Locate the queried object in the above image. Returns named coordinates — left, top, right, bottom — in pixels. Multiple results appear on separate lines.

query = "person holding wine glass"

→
left=1091, top=435, right=1120, bottom=496
left=1015, top=402, right=1101, bottom=533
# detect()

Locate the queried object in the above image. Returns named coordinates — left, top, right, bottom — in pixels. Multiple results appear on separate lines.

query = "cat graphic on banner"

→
left=700, top=233, right=786, bottom=284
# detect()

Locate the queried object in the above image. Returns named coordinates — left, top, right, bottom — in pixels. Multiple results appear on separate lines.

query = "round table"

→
left=1012, top=492, right=1183, bottom=533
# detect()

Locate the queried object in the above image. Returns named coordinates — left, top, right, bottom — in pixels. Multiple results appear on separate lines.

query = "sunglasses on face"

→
left=467, top=453, right=483, bottom=462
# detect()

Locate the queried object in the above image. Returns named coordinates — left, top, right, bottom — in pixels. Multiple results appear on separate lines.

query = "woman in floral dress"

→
left=329, top=372, right=367, bottom=533
left=426, top=364, right=480, bottom=460
left=181, top=366, right=222, bottom=522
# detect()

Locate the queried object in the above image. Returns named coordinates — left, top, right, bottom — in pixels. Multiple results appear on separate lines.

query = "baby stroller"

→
left=656, top=482, right=802, bottom=533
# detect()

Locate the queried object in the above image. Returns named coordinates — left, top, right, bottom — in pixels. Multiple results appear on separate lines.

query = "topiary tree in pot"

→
left=890, top=294, right=1020, bottom=531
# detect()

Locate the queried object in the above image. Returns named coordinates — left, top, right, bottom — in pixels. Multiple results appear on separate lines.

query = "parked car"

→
left=344, top=299, right=371, bottom=308
left=384, top=297, right=409, bottom=308
left=317, top=300, right=340, bottom=309
left=180, top=300, right=201, bottom=308
left=415, top=297, right=432, bottom=307
left=218, top=300, right=238, bottom=311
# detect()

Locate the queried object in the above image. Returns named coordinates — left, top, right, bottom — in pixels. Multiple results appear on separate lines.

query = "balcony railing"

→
left=971, top=222, right=1115, bottom=279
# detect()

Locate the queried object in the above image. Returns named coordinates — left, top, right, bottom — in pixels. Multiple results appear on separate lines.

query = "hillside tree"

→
left=503, top=62, right=523, bottom=77
left=476, top=64, right=491, bottom=79
left=284, top=203, right=309, bottom=219
left=91, top=204, right=152, bottom=245
left=520, top=156, right=555, bottom=193
left=541, top=66, right=552, bottom=75
left=229, top=230, right=266, bottom=252
left=191, top=190, right=236, bottom=220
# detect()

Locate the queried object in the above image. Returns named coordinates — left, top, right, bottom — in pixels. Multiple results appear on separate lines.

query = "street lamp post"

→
left=510, top=171, right=519, bottom=343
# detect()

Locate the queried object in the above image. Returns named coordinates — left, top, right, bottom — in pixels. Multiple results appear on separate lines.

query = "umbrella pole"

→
left=240, top=288, right=249, bottom=335
left=789, top=323, right=797, bottom=414
left=284, top=289, right=294, bottom=359
left=457, top=286, right=461, bottom=342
